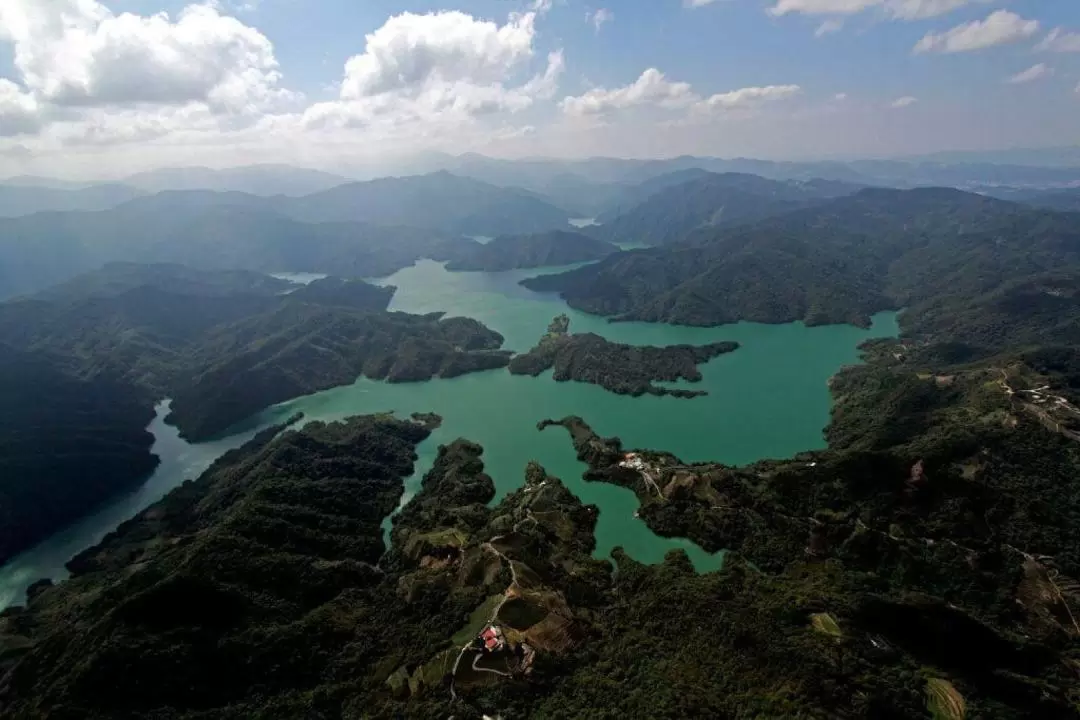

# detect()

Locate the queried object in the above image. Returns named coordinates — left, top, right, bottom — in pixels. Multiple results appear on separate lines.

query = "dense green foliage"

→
left=6, top=175, right=1080, bottom=718
left=0, top=345, right=158, bottom=566
left=592, top=172, right=859, bottom=246
left=168, top=306, right=510, bottom=440
left=509, top=314, right=738, bottom=397
left=0, top=265, right=512, bottom=441
left=0, top=264, right=513, bottom=555
left=525, top=187, right=1080, bottom=328
left=444, top=231, right=617, bottom=272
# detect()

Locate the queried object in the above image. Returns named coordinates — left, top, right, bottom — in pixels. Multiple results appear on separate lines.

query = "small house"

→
left=480, top=625, right=505, bottom=652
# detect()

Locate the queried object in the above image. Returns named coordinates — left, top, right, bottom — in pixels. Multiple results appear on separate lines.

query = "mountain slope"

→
left=120, top=164, right=351, bottom=196
left=1017, top=188, right=1080, bottom=213
left=279, top=170, right=570, bottom=235
left=0, top=200, right=472, bottom=299
left=593, top=172, right=861, bottom=246
left=524, top=188, right=1080, bottom=329
left=444, top=230, right=617, bottom=271
left=0, top=345, right=158, bottom=567
left=0, top=183, right=143, bottom=217
left=0, top=264, right=513, bottom=554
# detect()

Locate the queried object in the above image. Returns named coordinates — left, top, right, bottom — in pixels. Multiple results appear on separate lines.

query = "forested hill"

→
left=278, top=170, right=570, bottom=235
left=0, top=345, right=158, bottom=571
left=444, top=230, right=618, bottom=271
left=0, top=171, right=569, bottom=299
left=524, top=187, right=1080, bottom=336
left=0, top=203, right=472, bottom=300
left=0, top=264, right=512, bottom=563
left=590, top=172, right=861, bottom=247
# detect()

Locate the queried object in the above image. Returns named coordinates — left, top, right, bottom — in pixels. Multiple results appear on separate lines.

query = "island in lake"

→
left=508, top=314, right=738, bottom=397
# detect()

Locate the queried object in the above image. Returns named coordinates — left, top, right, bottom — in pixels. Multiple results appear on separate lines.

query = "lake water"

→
left=271, top=271, right=329, bottom=285
left=0, top=259, right=898, bottom=608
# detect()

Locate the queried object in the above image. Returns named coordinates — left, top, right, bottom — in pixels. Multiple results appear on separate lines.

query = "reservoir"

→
left=0, top=260, right=898, bottom=608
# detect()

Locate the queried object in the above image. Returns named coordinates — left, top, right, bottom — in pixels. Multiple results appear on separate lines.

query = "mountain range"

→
left=0, top=172, right=572, bottom=298
left=524, top=187, right=1080, bottom=346
left=0, top=263, right=514, bottom=564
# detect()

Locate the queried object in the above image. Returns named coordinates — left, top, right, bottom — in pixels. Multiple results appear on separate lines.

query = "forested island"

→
left=444, top=230, right=618, bottom=272
left=508, top=314, right=738, bottom=397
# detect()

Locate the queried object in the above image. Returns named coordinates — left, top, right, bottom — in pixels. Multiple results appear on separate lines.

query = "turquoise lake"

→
left=0, top=260, right=898, bottom=608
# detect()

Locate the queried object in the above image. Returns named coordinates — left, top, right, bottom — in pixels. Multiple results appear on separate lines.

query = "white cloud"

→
left=769, top=0, right=990, bottom=20
left=695, top=84, right=802, bottom=112
left=0, top=0, right=294, bottom=113
left=339, top=11, right=537, bottom=100
left=560, top=68, right=695, bottom=115
left=587, top=8, right=614, bottom=33
left=890, top=95, right=917, bottom=108
left=304, top=11, right=562, bottom=134
left=0, top=79, right=41, bottom=136
left=913, top=11, right=1039, bottom=54
left=768, top=0, right=880, bottom=17
left=834, top=92, right=849, bottom=101
left=1006, top=63, right=1052, bottom=85
left=1038, top=28, right=1080, bottom=53
left=815, top=19, right=844, bottom=36
left=685, top=0, right=725, bottom=7
left=560, top=68, right=799, bottom=121
left=885, top=0, right=990, bottom=21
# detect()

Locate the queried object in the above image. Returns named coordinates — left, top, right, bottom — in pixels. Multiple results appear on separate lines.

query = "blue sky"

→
left=1, top=0, right=1078, bottom=177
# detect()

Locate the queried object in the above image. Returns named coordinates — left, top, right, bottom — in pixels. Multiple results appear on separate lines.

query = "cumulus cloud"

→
left=695, top=84, right=802, bottom=112
left=338, top=11, right=536, bottom=100
left=1006, top=63, right=1052, bottom=85
left=913, top=11, right=1039, bottom=54
left=304, top=11, right=562, bottom=133
left=685, top=0, right=725, bottom=7
left=0, top=0, right=294, bottom=113
left=0, top=79, right=42, bottom=136
left=587, top=8, right=614, bottom=33
left=890, top=95, right=917, bottom=108
left=1038, top=28, right=1080, bottom=53
left=885, top=0, right=990, bottom=20
left=560, top=68, right=799, bottom=120
left=560, top=69, right=696, bottom=115
left=0, top=0, right=300, bottom=149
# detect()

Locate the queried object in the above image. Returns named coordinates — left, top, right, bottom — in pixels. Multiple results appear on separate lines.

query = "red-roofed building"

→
left=480, top=625, right=505, bottom=652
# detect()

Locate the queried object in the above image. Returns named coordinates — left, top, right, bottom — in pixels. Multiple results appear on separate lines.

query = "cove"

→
left=0, top=259, right=897, bottom=608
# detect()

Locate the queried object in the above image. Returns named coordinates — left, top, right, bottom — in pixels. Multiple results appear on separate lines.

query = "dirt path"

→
left=449, top=538, right=519, bottom=699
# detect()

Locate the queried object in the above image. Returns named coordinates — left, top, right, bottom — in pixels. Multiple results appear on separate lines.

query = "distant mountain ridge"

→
left=0, top=184, right=145, bottom=218
left=524, top=187, right=1080, bottom=339
left=444, top=230, right=617, bottom=271
left=592, top=172, right=862, bottom=246
left=0, top=170, right=570, bottom=298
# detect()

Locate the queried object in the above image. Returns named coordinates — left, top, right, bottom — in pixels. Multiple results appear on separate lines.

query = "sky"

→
left=0, top=0, right=1078, bottom=178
